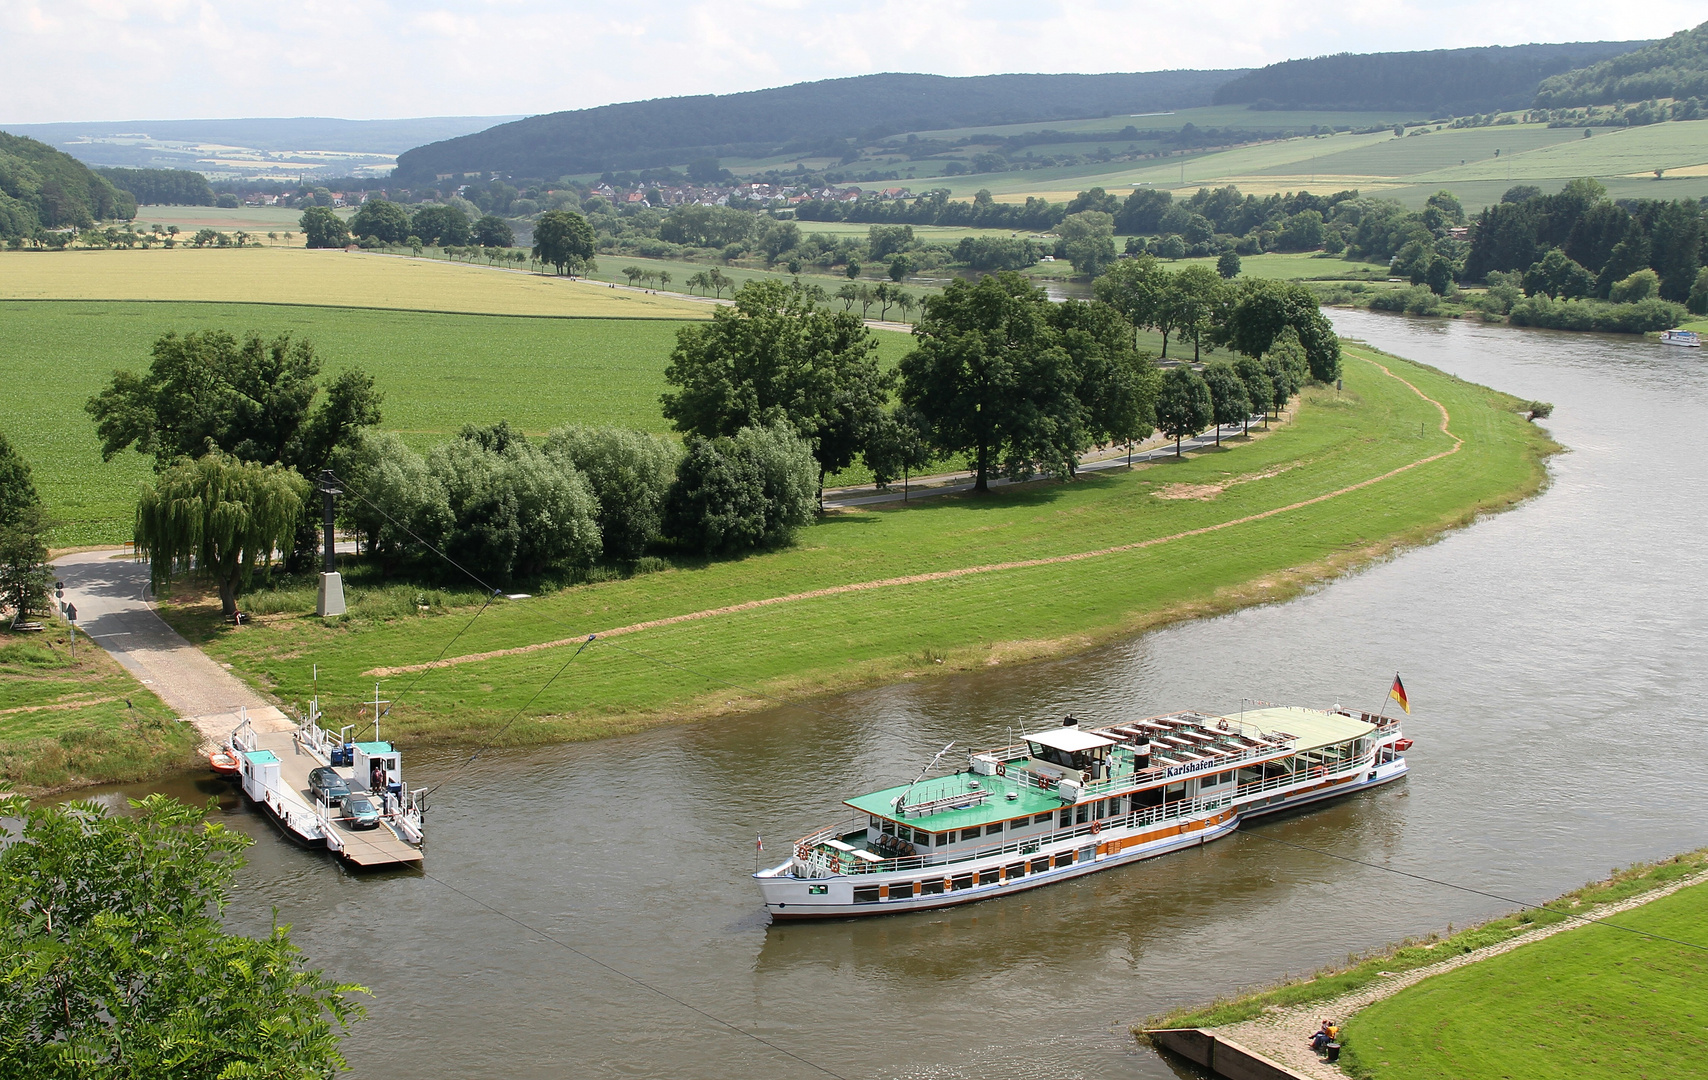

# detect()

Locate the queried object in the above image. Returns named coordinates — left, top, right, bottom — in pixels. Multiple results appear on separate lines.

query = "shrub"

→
left=663, top=422, right=816, bottom=556
left=1507, top=295, right=1687, bottom=333
left=428, top=431, right=600, bottom=581
left=543, top=426, right=680, bottom=561
left=332, top=430, right=451, bottom=571
left=1608, top=269, right=1660, bottom=304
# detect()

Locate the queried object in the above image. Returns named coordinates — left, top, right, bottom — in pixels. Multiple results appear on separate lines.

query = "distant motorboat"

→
left=1659, top=329, right=1701, bottom=347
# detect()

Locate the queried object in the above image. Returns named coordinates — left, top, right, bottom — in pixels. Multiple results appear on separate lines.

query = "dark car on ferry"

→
left=308, top=767, right=350, bottom=806
left=341, top=792, right=382, bottom=830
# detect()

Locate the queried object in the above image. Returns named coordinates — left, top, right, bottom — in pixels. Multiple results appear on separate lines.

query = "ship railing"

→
left=793, top=753, right=1378, bottom=877
left=963, top=735, right=1293, bottom=804
left=793, top=793, right=1241, bottom=877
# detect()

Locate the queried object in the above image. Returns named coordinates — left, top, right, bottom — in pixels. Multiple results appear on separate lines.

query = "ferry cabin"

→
left=756, top=706, right=1408, bottom=919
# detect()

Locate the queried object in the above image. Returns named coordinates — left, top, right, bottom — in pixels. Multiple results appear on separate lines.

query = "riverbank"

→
left=1140, top=848, right=1708, bottom=1080
left=134, top=342, right=1556, bottom=761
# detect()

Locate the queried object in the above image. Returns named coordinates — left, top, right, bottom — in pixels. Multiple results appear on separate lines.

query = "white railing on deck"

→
left=794, top=752, right=1375, bottom=876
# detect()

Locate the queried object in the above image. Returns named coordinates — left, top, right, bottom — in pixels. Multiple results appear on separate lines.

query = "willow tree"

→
left=135, top=455, right=308, bottom=618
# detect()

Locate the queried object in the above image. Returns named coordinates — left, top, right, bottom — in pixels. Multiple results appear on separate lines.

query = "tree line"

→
left=95, top=167, right=215, bottom=207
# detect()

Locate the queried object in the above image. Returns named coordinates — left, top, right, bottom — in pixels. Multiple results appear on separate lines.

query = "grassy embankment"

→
left=152, top=341, right=1555, bottom=750
left=1144, top=850, right=1708, bottom=1080
left=0, top=618, right=197, bottom=792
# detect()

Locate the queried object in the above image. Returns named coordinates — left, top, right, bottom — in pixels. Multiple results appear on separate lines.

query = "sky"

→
left=1, top=1, right=1701, bottom=124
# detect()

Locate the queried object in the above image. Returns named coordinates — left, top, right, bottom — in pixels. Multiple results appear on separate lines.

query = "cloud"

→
left=0, top=0, right=1699, bottom=123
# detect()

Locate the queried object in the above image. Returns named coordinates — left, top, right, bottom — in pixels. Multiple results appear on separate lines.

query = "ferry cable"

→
left=327, top=475, right=856, bottom=1079
left=408, top=866, right=855, bottom=1080
left=1241, top=831, right=1708, bottom=953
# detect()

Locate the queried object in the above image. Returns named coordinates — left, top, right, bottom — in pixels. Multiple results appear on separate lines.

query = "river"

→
left=92, top=310, right=1708, bottom=1079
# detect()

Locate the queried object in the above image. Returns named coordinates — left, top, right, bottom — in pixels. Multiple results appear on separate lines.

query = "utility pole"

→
left=316, top=469, right=347, bottom=617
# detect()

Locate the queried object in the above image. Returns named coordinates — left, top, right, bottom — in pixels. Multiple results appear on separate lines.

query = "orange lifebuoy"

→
left=1090, top=820, right=1102, bottom=835
left=795, top=844, right=808, bottom=860
left=995, top=762, right=1007, bottom=776
left=1311, top=766, right=1327, bottom=778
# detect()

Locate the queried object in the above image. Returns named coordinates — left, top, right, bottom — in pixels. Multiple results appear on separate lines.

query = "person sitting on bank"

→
left=1310, top=1020, right=1335, bottom=1053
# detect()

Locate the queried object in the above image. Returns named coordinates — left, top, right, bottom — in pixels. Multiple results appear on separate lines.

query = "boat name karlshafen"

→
left=1163, top=758, right=1225, bottom=778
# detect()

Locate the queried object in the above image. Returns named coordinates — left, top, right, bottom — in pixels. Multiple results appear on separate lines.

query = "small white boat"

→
left=755, top=704, right=1410, bottom=919
left=1659, top=329, right=1701, bottom=347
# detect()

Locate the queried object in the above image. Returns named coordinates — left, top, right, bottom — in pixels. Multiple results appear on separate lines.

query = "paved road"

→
left=822, top=418, right=1276, bottom=509
left=52, top=550, right=291, bottom=745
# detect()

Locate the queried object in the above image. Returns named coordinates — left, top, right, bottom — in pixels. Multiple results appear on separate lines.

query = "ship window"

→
left=808, top=884, right=828, bottom=895
left=932, top=832, right=949, bottom=847
left=1054, top=851, right=1075, bottom=868
left=1059, top=809, right=1072, bottom=828
left=853, top=886, right=880, bottom=903
left=1200, top=772, right=1226, bottom=787
left=880, top=819, right=895, bottom=835
left=1075, top=804, right=1089, bottom=825
left=952, top=874, right=974, bottom=891
left=1164, top=783, right=1186, bottom=802
left=961, top=828, right=981, bottom=842
left=1035, top=813, right=1054, bottom=825
left=1007, top=862, right=1027, bottom=878
left=1030, top=857, right=1050, bottom=874
left=979, top=868, right=1000, bottom=885
left=985, top=823, right=1003, bottom=836
left=913, top=829, right=932, bottom=845
left=920, top=879, right=945, bottom=896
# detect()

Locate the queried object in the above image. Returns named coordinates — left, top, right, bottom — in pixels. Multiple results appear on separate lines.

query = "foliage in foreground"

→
left=1142, top=847, right=1708, bottom=1033
left=0, top=792, right=366, bottom=1078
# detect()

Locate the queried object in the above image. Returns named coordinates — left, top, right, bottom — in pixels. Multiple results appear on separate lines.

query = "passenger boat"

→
left=1659, top=329, right=1701, bottom=347
left=228, top=699, right=426, bottom=867
left=755, top=705, right=1409, bottom=919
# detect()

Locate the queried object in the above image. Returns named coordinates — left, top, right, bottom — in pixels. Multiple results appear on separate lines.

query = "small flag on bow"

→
left=1389, top=674, right=1410, bottom=714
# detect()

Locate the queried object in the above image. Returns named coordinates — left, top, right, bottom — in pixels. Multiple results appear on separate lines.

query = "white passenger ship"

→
left=755, top=705, right=1410, bottom=919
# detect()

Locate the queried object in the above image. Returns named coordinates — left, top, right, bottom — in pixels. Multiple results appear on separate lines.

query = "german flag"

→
left=1389, top=674, right=1410, bottom=714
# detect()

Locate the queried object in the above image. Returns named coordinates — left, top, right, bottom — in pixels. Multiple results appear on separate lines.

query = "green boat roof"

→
left=846, top=771, right=1065, bottom=833
left=243, top=749, right=278, bottom=764
left=354, top=741, right=395, bottom=754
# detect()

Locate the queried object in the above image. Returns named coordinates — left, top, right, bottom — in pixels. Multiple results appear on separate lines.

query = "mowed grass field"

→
left=1340, top=879, right=1708, bottom=1080
left=0, top=623, right=198, bottom=792
left=0, top=299, right=911, bottom=546
left=161, top=343, right=1554, bottom=748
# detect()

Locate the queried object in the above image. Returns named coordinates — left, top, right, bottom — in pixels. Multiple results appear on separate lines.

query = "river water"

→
left=97, top=310, right=1708, bottom=1079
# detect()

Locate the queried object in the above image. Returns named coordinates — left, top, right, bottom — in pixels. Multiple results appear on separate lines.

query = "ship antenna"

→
left=895, top=741, right=955, bottom=817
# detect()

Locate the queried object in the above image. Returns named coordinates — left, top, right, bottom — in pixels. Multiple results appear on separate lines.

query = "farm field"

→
left=0, top=621, right=196, bottom=792
left=0, top=300, right=913, bottom=546
left=161, top=344, right=1553, bottom=750
left=907, top=106, right=1423, bottom=143
left=0, top=246, right=710, bottom=318
left=128, top=204, right=328, bottom=241
left=1170, top=251, right=1391, bottom=281
left=1340, top=879, right=1708, bottom=1080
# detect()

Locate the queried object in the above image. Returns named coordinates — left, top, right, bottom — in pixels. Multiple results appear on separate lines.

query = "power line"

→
left=1241, top=830, right=1708, bottom=953
left=411, top=867, right=853, bottom=1080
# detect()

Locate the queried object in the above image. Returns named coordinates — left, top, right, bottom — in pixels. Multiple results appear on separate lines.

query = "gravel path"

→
left=51, top=549, right=293, bottom=747
left=1215, top=870, right=1708, bottom=1079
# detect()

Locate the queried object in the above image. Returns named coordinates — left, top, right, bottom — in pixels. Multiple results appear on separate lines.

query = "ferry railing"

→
left=793, top=752, right=1377, bottom=877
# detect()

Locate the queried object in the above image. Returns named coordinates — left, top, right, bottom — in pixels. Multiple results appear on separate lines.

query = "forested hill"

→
left=1214, top=41, right=1648, bottom=114
left=1534, top=21, right=1708, bottom=106
left=391, top=70, right=1240, bottom=183
left=0, top=133, right=135, bottom=239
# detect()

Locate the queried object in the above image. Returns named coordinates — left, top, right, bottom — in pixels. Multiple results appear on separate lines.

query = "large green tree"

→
left=662, top=280, right=892, bottom=490
left=347, top=198, right=411, bottom=244
left=1154, top=366, right=1213, bottom=456
left=0, top=792, right=366, bottom=1079
left=897, top=273, right=1082, bottom=490
left=1165, top=264, right=1227, bottom=362
left=532, top=209, right=596, bottom=275
left=1092, top=255, right=1168, bottom=347
left=0, top=430, right=51, bottom=622
left=86, top=330, right=381, bottom=475
left=297, top=206, right=348, bottom=249
left=410, top=203, right=471, bottom=246
left=1221, top=278, right=1342, bottom=383
left=1200, top=361, right=1251, bottom=446
left=134, top=455, right=309, bottom=617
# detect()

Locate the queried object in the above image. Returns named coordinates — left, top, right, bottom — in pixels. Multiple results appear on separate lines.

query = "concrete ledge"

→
left=1145, top=1029, right=1314, bottom=1080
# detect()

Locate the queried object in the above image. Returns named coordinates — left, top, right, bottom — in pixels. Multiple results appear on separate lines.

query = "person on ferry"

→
left=370, top=759, right=387, bottom=793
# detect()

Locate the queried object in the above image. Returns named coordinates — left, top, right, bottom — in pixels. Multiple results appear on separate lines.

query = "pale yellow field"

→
left=0, top=247, right=713, bottom=319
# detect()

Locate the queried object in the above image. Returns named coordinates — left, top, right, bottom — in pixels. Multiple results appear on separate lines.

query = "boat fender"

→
left=995, top=762, right=1006, bottom=776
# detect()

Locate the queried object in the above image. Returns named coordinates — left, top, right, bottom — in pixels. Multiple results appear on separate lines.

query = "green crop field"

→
left=0, top=622, right=197, bottom=792
left=157, top=343, right=1553, bottom=750
left=0, top=300, right=912, bottom=546
left=1340, top=880, right=1708, bottom=1080
left=130, top=204, right=327, bottom=243
left=1170, top=251, right=1391, bottom=281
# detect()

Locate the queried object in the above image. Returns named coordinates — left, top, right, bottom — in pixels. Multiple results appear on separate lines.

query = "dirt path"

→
left=52, top=550, right=296, bottom=748
left=1214, top=870, right=1708, bottom=1079
left=368, top=354, right=1459, bottom=678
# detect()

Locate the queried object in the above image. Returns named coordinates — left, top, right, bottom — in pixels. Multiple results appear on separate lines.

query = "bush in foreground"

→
left=544, top=425, right=680, bottom=561
left=663, top=422, right=816, bottom=556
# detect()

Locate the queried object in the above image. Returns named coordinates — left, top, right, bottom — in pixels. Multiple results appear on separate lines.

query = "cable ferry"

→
left=755, top=704, right=1410, bottom=919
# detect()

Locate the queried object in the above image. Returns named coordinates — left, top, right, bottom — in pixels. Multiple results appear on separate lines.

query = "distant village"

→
left=242, top=180, right=918, bottom=211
